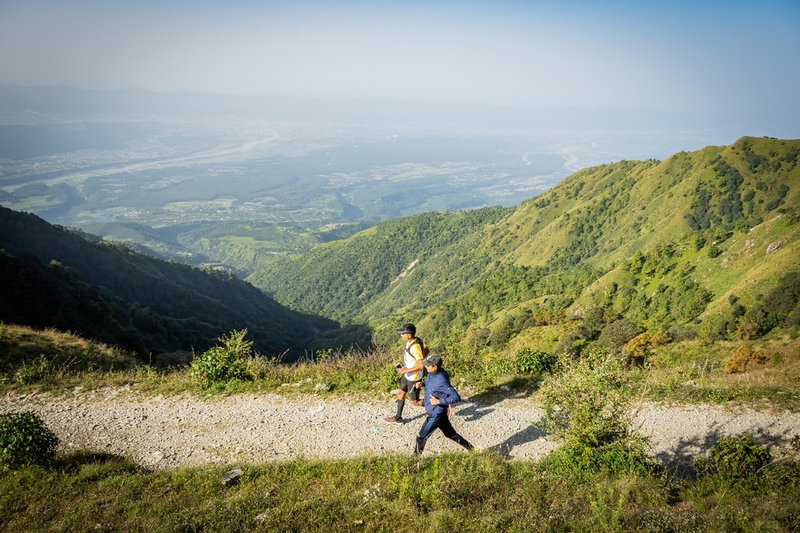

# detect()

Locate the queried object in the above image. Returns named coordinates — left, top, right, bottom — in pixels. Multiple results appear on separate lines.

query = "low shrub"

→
left=694, top=434, right=772, bottom=480
left=190, top=330, right=252, bottom=384
left=0, top=411, right=59, bottom=470
left=515, top=348, right=558, bottom=375
left=541, top=439, right=650, bottom=479
left=536, top=348, right=650, bottom=478
left=725, top=345, right=768, bottom=373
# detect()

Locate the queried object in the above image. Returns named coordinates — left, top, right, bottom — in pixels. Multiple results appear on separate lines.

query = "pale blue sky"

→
left=1, top=0, right=798, bottom=120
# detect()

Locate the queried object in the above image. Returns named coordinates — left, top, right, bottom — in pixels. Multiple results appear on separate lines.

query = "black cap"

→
left=396, top=323, right=416, bottom=336
left=421, top=354, right=442, bottom=367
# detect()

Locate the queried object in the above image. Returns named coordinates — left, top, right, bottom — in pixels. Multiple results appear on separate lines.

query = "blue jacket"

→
left=423, top=368, right=461, bottom=415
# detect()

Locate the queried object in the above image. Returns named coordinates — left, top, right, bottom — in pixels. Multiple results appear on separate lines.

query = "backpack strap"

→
left=405, top=338, right=425, bottom=359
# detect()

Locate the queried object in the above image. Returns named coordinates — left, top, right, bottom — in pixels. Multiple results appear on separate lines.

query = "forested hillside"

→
left=0, top=207, right=338, bottom=358
left=250, top=137, right=800, bottom=351
left=79, top=219, right=371, bottom=277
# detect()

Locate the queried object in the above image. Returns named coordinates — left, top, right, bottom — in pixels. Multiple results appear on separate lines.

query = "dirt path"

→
left=2, top=388, right=799, bottom=471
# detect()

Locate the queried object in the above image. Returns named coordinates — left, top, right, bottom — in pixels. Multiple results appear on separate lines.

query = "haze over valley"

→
left=2, top=86, right=789, bottom=275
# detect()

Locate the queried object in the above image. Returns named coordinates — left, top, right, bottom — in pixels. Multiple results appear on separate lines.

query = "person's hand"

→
left=430, top=396, right=440, bottom=405
left=396, top=367, right=406, bottom=374
left=415, top=381, right=422, bottom=390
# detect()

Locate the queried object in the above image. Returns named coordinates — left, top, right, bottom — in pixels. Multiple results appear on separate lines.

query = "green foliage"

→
left=514, top=348, right=558, bottom=374
left=13, top=354, right=51, bottom=385
left=1, top=448, right=798, bottom=532
left=190, top=329, right=252, bottom=384
left=0, top=207, right=337, bottom=360
left=0, top=411, right=59, bottom=470
left=694, top=434, right=772, bottom=480
left=391, top=457, right=442, bottom=511
left=597, top=318, right=641, bottom=350
left=589, top=483, right=626, bottom=532
left=249, top=207, right=509, bottom=325
left=610, top=245, right=713, bottom=328
left=746, top=271, right=800, bottom=337
left=537, top=349, right=650, bottom=478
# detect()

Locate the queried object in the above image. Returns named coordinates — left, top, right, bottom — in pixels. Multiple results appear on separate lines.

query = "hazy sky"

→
left=1, top=0, right=799, bottom=117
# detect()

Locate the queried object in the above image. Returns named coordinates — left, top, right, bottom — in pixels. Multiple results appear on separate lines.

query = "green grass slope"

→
left=251, top=137, right=800, bottom=348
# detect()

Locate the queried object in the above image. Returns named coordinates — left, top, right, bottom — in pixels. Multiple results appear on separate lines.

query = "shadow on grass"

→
left=53, top=449, right=147, bottom=476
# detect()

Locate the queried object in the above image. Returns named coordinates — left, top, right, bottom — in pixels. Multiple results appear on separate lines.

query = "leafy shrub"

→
left=537, top=349, right=649, bottom=478
left=623, top=329, right=670, bottom=365
left=667, top=324, right=697, bottom=342
left=14, top=354, right=51, bottom=384
left=190, top=330, right=252, bottom=384
left=514, top=348, right=558, bottom=375
left=538, top=349, right=642, bottom=449
left=543, top=438, right=650, bottom=480
left=725, top=345, right=768, bottom=374
left=597, top=318, right=641, bottom=350
left=694, top=434, right=772, bottom=480
left=0, top=411, right=59, bottom=470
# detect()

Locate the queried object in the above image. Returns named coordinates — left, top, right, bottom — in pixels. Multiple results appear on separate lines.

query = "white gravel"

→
left=2, top=388, right=799, bottom=471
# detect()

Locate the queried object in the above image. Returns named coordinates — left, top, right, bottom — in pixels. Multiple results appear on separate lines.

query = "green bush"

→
left=694, top=434, right=772, bottom=480
left=0, top=411, right=59, bottom=470
left=542, top=438, right=650, bottom=480
left=14, top=354, right=51, bottom=385
left=536, top=348, right=649, bottom=477
left=514, top=348, right=558, bottom=374
left=597, top=318, right=641, bottom=350
left=190, top=330, right=252, bottom=384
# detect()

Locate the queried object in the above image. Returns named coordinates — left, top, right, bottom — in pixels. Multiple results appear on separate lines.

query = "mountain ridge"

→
left=0, top=207, right=338, bottom=359
left=249, top=136, right=800, bottom=349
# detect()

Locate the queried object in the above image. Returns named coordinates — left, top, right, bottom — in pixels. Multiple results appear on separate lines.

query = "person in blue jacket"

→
left=415, top=354, right=474, bottom=454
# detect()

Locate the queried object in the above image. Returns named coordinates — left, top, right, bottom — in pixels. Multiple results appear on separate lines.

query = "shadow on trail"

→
left=654, top=421, right=798, bottom=479
left=490, top=424, right=551, bottom=458
left=460, top=376, right=542, bottom=412
left=453, top=401, right=496, bottom=422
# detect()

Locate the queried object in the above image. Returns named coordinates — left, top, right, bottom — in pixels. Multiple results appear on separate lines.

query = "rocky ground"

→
left=2, top=387, right=799, bottom=473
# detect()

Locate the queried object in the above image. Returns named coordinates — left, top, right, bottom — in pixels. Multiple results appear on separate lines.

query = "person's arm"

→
left=398, top=360, right=424, bottom=374
left=429, top=376, right=461, bottom=405
left=430, top=387, right=460, bottom=405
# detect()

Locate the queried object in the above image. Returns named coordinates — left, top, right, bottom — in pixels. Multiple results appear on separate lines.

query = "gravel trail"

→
left=2, top=388, right=799, bottom=471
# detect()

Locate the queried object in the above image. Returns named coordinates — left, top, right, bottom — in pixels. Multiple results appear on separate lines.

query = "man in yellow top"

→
left=385, top=323, right=426, bottom=425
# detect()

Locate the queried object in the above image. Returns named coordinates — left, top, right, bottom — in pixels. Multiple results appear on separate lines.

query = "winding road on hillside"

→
left=2, top=388, right=799, bottom=474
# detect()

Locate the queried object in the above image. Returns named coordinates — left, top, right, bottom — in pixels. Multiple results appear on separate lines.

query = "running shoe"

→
left=384, top=416, right=403, bottom=425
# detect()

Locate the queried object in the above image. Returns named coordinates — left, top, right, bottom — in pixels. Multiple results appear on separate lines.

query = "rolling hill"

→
left=249, top=136, right=800, bottom=350
left=0, top=207, right=338, bottom=359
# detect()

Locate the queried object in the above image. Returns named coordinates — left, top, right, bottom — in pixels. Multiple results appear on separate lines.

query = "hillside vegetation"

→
left=1, top=137, right=799, bottom=532
left=79, top=219, right=371, bottom=277
left=250, top=137, right=800, bottom=354
left=0, top=207, right=337, bottom=359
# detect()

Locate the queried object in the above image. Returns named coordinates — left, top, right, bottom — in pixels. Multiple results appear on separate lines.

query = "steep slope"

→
left=247, top=207, right=510, bottom=324
left=0, top=207, right=337, bottom=357
left=251, top=137, right=800, bottom=346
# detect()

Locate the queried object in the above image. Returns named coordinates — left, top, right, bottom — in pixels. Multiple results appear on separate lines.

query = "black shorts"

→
left=400, top=376, right=422, bottom=401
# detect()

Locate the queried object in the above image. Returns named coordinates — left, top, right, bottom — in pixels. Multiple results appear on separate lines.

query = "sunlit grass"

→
left=1, top=449, right=798, bottom=532
left=1, top=323, right=799, bottom=411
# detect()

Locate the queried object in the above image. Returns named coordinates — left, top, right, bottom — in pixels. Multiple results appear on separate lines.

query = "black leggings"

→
left=415, top=413, right=473, bottom=454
